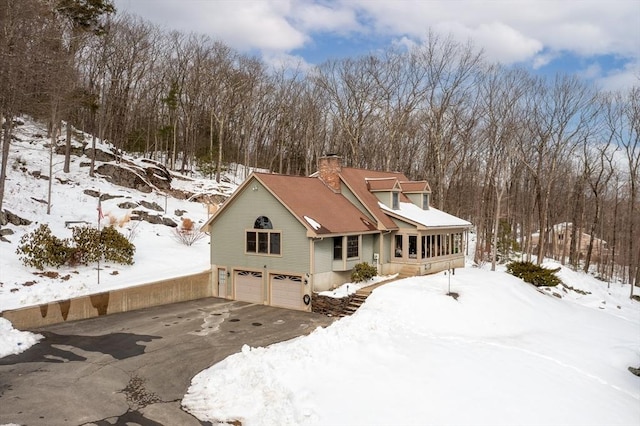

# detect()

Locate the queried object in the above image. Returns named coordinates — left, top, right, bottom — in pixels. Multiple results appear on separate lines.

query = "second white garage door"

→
left=235, top=270, right=263, bottom=304
left=270, top=274, right=305, bottom=310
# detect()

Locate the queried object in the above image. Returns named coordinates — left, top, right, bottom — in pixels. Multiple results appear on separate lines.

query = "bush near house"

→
left=17, top=224, right=135, bottom=270
left=351, top=262, right=378, bottom=283
left=16, top=224, right=68, bottom=269
left=506, top=261, right=562, bottom=287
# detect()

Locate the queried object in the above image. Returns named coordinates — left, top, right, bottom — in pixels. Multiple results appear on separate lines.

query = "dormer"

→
left=366, top=177, right=402, bottom=210
left=399, top=181, right=431, bottom=210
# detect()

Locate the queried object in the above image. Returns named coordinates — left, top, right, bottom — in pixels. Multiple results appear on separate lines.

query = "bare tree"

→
left=517, top=75, right=596, bottom=264
left=477, top=65, right=527, bottom=269
left=314, top=56, right=380, bottom=166
left=606, top=88, right=639, bottom=293
left=414, top=32, right=483, bottom=209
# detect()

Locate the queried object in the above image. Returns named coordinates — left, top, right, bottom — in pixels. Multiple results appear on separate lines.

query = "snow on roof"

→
left=380, top=201, right=471, bottom=228
left=304, top=215, right=321, bottom=231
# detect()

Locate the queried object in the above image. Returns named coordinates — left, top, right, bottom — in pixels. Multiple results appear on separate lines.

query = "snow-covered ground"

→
left=1, top=118, right=639, bottom=425
left=0, top=117, right=237, bottom=355
left=182, top=265, right=640, bottom=426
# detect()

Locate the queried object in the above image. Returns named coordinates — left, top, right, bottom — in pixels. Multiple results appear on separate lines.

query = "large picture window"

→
left=246, top=216, right=280, bottom=255
left=246, top=231, right=281, bottom=255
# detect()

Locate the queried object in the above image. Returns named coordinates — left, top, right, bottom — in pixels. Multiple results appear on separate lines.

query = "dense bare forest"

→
left=1, top=0, right=638, bottom=289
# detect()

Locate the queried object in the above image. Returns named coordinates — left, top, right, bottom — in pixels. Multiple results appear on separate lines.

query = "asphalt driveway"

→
left=0, top=297, right=336, bottom=425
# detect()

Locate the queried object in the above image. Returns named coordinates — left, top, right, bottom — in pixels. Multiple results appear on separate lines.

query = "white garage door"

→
left=270, top=275, right=305, bottom=310
left=235, top=271, right=263, bottom=304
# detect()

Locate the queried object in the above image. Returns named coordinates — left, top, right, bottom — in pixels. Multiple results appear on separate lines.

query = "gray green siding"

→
left=313, top=237, right=333, bottom=274
left=209, top=178, right=310, bottom=274
left=340, top=183, right=377, bottom=223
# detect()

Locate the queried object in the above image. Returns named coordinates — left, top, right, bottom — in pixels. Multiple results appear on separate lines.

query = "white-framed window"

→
left=392, top=192, right=399, bottom=209
left=246, top=216, right=281, bottom=255
left=347, top=235, right=359, bottom=259
left=246, top=230, right=281, bottom=255
left=422, top=193, right=430, bottom=210
left=395, top=234, right=403, bottom=258
left=333, top=237, right=343, bottom=260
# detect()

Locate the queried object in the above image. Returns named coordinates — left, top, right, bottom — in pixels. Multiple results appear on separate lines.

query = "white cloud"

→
left=114, top=0, right=307, bottom=51
left=596, top=60, right=640, bottom=92
left=112, top=0, right=640, bottom=84
left=532, top=51, right=559, bottom=70
left=473, top=22, right=543, bottom=64
left=293, top=1, right=360, bottom=33
left=261, top=50, right=314, bottom=73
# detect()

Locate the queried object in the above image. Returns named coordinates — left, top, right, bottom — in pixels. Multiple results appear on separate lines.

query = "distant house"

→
left=531, top=222, right=609, bottom=263
left=202, top=155, right=472, bottom=311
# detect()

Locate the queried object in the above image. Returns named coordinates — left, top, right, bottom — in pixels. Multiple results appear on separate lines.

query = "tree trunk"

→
left=216, top=117, right=223, bottom=183
left=0, top=112, right=12, bottom=215
left=491, top=184, right=504, bottom=271
left=47, top=118, right=59, bottom=215
left=583, top=197, right=599, bottom=273
left=63, top=121, right=72, bottom=173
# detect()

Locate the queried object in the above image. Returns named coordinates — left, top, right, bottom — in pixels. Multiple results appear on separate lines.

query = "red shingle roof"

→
left=255, top=173, right=377, bottom=236
left=339, top=168, right=413, bottom=231
left=399, top=180, right=431, bottom=193
left=366, top=177, right=400, bottom=191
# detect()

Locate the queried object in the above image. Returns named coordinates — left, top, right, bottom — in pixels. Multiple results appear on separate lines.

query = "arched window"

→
left=254, top=216, right=273, bottom=229
left=247, top=216, right=281, bottom=256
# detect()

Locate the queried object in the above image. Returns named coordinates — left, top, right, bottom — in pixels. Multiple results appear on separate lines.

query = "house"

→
left=202, top=155, right=472, bottom=311
left=531, top=222, right=609, bottom=263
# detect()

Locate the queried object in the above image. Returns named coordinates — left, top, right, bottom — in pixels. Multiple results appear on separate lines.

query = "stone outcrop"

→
left=311, top=293, right=353, bottom=316
left=96, top=163, right=153, bottom=193
left=131, top=210, right=177, bottom=227
left=84, top=147, right=117, bottom=163
left=1, top=210, right=32, bottom=226
left=139, top=201, right=163, bottom=212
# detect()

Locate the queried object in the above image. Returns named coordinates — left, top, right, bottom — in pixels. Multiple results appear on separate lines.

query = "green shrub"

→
left=16, top=224, right=135, bottom=269
left=506, top=261, right=562, bottom=287
left=100, top=226, right=135, bottom=265
left=351, top=262, right=378, bottom=283
left=70, top=226, right=101, bottom=265
left=17, top=224, right=70, bottom=270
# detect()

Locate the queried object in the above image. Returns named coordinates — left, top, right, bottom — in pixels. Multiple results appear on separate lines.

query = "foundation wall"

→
left=1, top=270, right=212, bottom=330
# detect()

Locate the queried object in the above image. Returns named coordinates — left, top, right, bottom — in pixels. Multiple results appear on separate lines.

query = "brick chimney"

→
left=318, top=154, right=342, bottom=192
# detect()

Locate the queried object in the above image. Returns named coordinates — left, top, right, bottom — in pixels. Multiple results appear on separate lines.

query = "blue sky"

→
left=113, top=0, right=640, bottom=91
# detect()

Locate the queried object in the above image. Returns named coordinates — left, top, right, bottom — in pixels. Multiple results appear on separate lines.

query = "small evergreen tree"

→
left=506, top=261, right=562, bottom=287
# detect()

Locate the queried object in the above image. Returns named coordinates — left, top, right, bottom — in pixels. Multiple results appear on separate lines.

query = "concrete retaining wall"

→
left=1, top=270, right=212, bottom=330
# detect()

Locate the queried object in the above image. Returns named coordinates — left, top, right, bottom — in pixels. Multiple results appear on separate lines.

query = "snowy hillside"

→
left=1, top=118, right=638, bottom=425
left=0, top=117, right=241, bottom=314
left=183, top=266, right=640, bottom=426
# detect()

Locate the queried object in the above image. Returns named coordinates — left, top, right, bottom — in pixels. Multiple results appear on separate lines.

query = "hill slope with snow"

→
left=0, top=117, right=240, bottom=314
left=183, top=266, right=640, bottom=426
left=1, top=118, right=638, bottom=425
